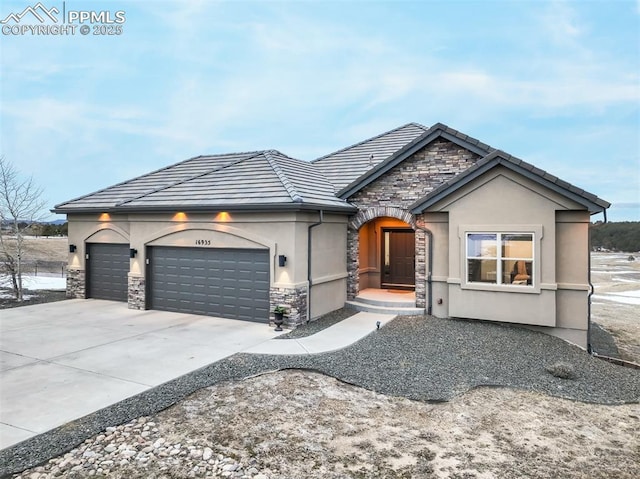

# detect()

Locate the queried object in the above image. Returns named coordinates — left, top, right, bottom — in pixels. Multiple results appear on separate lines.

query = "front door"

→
left=382, top=229, right=415, bottom=289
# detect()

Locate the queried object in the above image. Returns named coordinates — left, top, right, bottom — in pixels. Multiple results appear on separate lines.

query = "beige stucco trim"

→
left=67, top=225, right=131, bottom=271
left=273, top=280, right=309, bottom=289
left=312, top=272, right=349, bottom=286
left=85, top=224, right=130, bottom=243
left=556, top=283, right=590, bottom=291
left=141, top=223, right=275, bottom=250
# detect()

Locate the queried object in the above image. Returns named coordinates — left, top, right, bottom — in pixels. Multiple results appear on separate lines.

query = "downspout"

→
left=587, top=231, right=594, bottom=354
left=587, top=209, right=608, bottom=355
left=307, top=210, right=324, bottom=323
left=415, top=224, right=434, bottom=315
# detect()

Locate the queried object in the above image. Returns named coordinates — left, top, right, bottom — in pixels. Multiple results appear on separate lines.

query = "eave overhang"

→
left=51, top=202, right=358, bottom=216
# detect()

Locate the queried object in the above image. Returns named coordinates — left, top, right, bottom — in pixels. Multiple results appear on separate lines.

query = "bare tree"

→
left=0, top=156, right=47, bottom=300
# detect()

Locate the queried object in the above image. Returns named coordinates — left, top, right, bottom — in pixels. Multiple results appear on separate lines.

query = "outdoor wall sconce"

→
left=129, top=248, right=137, bottom=259
left=278, top=255, right=287, bottom=267
left=69, top=244, right=77, bottom=253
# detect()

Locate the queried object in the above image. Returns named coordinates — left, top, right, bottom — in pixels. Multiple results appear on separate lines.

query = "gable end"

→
left=338, top=124, right=493, bottom=199
left=410, top=152, right=611, bottom=214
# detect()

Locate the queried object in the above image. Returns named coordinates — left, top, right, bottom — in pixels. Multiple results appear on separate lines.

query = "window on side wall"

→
left=467, top=233, right=534, bottom=287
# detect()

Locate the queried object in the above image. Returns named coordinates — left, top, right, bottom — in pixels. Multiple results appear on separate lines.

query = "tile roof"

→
left=409, top=149, right=611, bottom=214
left=53, top=122, right=609, bottom=216
left=53, top=150, right=355, bottom=213
left=53, top=152, right=256, bottom=211
left=311, top=123, right=429, bottom=191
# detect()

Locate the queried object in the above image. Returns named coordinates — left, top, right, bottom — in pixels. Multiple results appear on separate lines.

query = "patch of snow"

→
left=592, top=294, right=640, bottom=306
left=609, top=290, right=640, bottom=298
left=0, top=275, right=66, bottom=291
left=612, top=278, right=638, bottom=283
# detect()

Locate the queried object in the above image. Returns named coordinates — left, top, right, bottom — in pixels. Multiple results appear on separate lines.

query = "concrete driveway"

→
left=0, top=299, right=283, bottom=449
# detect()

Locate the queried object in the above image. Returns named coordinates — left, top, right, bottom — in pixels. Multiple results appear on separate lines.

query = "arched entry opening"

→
left=359, top=216, right=415, bottom=290
left=347, top=206, right=427, bottom=309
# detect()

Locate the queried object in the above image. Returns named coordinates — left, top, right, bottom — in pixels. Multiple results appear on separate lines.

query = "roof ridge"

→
left=311, top=122, right=426, bottom=163
left=264, top=150, right=303, bottom=203
left=192, top=149, right=267, bottom=159
left=52, top=154, right=214, bottom=209
left=52, top=151, right=273, bottom=209
left=115, top=151, right=265, bottom=207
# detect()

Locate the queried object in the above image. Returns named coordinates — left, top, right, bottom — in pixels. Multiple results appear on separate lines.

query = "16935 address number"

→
left=195, top=239, right=211, bottom=246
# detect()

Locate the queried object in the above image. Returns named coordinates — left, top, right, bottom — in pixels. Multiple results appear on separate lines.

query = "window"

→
left=467, top=233, right=533, bottom=286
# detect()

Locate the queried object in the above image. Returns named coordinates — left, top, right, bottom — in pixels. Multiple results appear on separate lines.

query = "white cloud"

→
left=541, top=0, right=585, bottom=43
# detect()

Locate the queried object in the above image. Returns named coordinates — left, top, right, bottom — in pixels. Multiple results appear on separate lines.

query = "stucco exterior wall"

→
left=548, top=210, right=591, bottom=345
left=308, top=214, right=349, bottom=319
left=418, top=212, right=449, bottom=317
left=65, top=211, right=349, bottom=326
left=424, top=166, right=591, bottom=347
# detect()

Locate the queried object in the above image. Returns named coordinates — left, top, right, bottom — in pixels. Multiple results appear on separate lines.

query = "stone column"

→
left=414, top=228, right=427, bottom=308
left=269, top=286, right=308, bottom=327
left=346, top=227, right=359, bottom=300
left=128, top=275, right=146, bottom=310
left=66, top=269, right=85, bottom=298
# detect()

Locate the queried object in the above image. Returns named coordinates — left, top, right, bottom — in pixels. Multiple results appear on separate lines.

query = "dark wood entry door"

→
left=382, top=229, right=415, bottom=288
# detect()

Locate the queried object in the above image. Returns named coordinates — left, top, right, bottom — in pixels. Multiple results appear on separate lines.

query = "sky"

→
left=0, top=0, right=638, bottom=222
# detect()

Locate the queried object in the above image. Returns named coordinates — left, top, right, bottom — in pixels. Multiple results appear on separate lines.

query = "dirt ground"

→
left=8, top=248, right=640, bottom=479
left=591, top=252, right=640, bottom=364
left=155, top=370, right=639, bottom=479
left=1, top=236, right=68, bottom=262
left=0, top=236, right=67, bottom=275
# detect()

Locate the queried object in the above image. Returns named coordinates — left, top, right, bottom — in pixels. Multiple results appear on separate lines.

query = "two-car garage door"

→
left=147, top=247, right=270, bottom=322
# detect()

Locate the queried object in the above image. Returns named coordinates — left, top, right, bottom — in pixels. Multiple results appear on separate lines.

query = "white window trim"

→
left=458, top=225, right=543, bottom=294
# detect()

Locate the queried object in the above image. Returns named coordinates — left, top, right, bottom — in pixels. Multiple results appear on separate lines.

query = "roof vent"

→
left=369, top=153, right=374, bottom=166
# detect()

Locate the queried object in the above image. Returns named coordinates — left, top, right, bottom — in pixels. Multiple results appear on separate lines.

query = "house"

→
left=53, top=123, right=610, bottom=348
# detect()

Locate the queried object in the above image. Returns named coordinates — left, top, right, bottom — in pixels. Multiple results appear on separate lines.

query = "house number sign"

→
left=195, top=239, right=211, bottom=246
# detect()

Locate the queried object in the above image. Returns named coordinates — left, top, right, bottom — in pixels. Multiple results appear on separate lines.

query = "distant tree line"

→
left=590, top=221, right=640, bottom=252
left=0, top=221, right=67, bottom=236
left=32, top=222, right=68, bottom=237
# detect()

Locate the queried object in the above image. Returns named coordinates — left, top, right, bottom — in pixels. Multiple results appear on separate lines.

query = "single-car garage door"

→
left=147, top=247, right=270, bottom=322
left=86, top=243, right=129, bottom=302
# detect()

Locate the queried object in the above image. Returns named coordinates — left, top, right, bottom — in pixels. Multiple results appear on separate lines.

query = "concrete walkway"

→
left=243, top=311, right=396, bottom=355
left=0, top=300, right=393, bottom=450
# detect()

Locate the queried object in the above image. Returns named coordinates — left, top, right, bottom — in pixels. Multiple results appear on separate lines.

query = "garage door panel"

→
left=148, top=247, right=270, bottom=322
left=86, top=243, right=129, bottom=302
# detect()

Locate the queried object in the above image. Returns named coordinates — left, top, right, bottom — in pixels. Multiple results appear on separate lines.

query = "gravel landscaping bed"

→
left=275, top=307, right=356, bottom=339
left=3, top=315, right=639, bottom=477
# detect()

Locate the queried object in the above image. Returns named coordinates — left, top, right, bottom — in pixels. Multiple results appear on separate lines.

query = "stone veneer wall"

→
left=346, top=138, right=480, bottom=303
left=128, top=276, right=146, bottom=310
left=414, top=225, right=427, bottom=308
left=270, top=286, right=308, bottom=327
left=66, top=269, right=85, bottom=299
